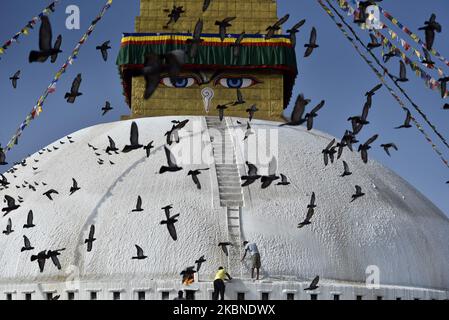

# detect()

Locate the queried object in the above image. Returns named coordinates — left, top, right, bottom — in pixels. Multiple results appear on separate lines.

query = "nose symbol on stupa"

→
left=201, top=87, right=214, bottom=113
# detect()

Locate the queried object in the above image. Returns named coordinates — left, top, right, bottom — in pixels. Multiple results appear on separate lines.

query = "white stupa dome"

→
left=0, top=116, right=448, bottom=300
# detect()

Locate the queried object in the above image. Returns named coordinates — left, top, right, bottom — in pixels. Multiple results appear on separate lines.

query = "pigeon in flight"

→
left=96, top=41, right=111, bottom=61
left=188, top=168, right=210, bottom=189
left=187, top=19, right=204, bottom=59
left=261, top=157, right=280, bottom=189
left=216, top=104, right=229, bottom=122
left=29, top=16, right=62, bottom=63
left=0, top=174, right=9, bottom=187
left=69, top=178, right=80, bottom=195
left=304, top=276, right=320, bottom=291
left=132, top=245, right=148, bottom=260
left=358, top=134, right=378, bottom=164
left=43, top=189, right=59, bottom=200
left=304, top=27, right=319, bottom=58
left=297, top=207, right=315, bottom=228
left=419, top=14, right=442, bottom=50
left=215, top=17, right=236, bottom=42
left=438, top=76, right=449, bottom=99
left=23, top=210, right=36, bottom=228
left=47, top=248, right=66, bottom=270
left=272, top=173, right=290, bottom=188
left=395, top=110, right=412, bottom=129
left=195, top=255, right=206, bottom=272
left=241, top=161, right=261, bottom=187
left=231, top=32, right=245, bottom=58
left=365, top=83, right=383, bottom=98
left=122, top=122, right=143, bottom=152
left=203, top=0, right=212, bottom=12
left=21, top=235, right=34, bottom=252
left=160, top=146, right=183, bottom=174
left=9, top=70, right=20, bottom=89
left=106, top=136, right=119, bottom=154
left=307, top=192, right=317, bottom=209
left=31, top=251, right=48, bottom=273
left=305, top=100, right=325, bottom=131
left=243, top=122, right=254, bottom=141
left=281, top=94, right=311, bottom=126
left=444, top=103, right=449, bottom=110
left=383, top=48, right=400, bottom=63
left=218, top=242, right=232, bottom=257
left=391, top=61, right=408, bottom=84
left=132, top=196, right=144, bottom=212
left=381, top=143, right=398, bottom=156
left=322, top=139, right=336, bottom=166
left=351, top=185, right=365, bottom=202
left=246, top=105, right=259, bottom=122
left=367, top=33, right=381, bottom=50
left=85, top=225, right=96, bottom=252
left=232, top=89, right=246, bottom=106
left=287, top=19, right=306, bottom=48
left=65, top=74, right=83, bottom=103
left=160, top=205, right=180, bottom=241
left=2, top=195, right=20, bottom=216
left=144, top=141, right=154, bottom=158
left=0, top=147, right=8, bottom=166
left=2, top=218, right=14, bottom=235
left=164, top=5, right=185, bottom=27
left=266, top=14, right=290, bottom=40
left=341, top=161, right=352, bottom=177
left=101, top=101, right=113, bottom=116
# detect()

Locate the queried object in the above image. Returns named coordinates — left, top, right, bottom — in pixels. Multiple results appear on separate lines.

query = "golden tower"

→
left=117, top=0, right=298, bottom=121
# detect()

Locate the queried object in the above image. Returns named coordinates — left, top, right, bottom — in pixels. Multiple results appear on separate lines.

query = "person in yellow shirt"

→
left=212, top=267, right=232, bottom=300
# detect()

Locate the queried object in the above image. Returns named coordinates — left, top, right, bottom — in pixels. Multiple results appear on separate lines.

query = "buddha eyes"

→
left=215, top=76, right=259, bottom=89
left=161, top=77, right=197, bottom=88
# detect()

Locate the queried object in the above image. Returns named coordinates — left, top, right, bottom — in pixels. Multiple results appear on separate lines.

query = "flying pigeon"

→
left=31, top=251, right=48, bottom=273
left=29, top=16, right=62, bottom=63
left=381, top=143, right=398, bottom=156
left=281, top=94, right=311, bottom=126
left=144, top=141, right=154, bottom=158
left=246, top=105, right=259, bottom=122
left=358, top=134, right=378, bottom=164
left=418, top=14, right=442, bottom=50
left=367, top=33, right=381, bottom=50
left=43, top=189, right=59, bottom=200
left=203, top=0, right=212, bottom=12
left=2, top=195, right=20, bottom=216
left=261, top=157, right=280, bottom=189
left=132, top=196, right=144, bottom=212
left=395, top=110, right=412, bottom=129
left=21, top=235, right=34, bottom=252
left=159, top=146, right=183, bottom=174
left=122, top=122, right=143, bottom=152
left=160, top=205, right=180, bottom=241
left=297, top=207, right=315, bottom=228
left=96, top=41, right=111, bottom=61
left=232, top=89, right=246, bottom=106
left=438, top=76, right=449, bottom=99
left=266, top=14, right=290, bottom=40
left=2, top=218, right=14, bottom=235
left=341, top=161, right=352, bottom=177
left=64, top=74, right=83, bottom=103
left=106, top=136, right=119, bottom=154
left=47, top=248, right=66, bottom=270
left=351, top=185, right=365, bottom=202
left=9, top=70, right=20, bottom=89
left=304, top=27, right=319, bottom=58
left=276, top=174, right=291, bottom=186
left=305, top=100, right=325, bottom=130
left=215, top=17, right=236, bottom=41
left=241, top=161, right=261, bottom=187
left=231, top=32, right=246, bottom=58
left=322, top=139, right=336, bottom=166
left=23, top=210, right=36, bottom=228
left=218, top=242, right=232, bottom=257
left=69, top=178, right=80, bottom=195
left=188, top=168, right=210, bottom=189
left=287, top=19, right=306, bottom=48
left=165, top=5, right=185, bottom=27
left=195, top=255, right=206, bottom=272
left=187, top=19, right=204, bottom=59
left=391, top=60, right=408, bottom=84
left=304, top=276, right=320, bottom=291
left=85, top=225, right=96, bottom=252
left=101, top=101, right=113, bottom=116
left=132, top=245, right=148, bottom=260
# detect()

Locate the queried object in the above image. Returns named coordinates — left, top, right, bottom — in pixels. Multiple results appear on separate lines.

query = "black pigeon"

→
left=281, top=94, right=311, bottom=126
left=122, top=122, right=143, bottom=152
left=358, top=134, right=378, bottom=164
left=246, top=105, right=259, bottom=122
left=304, top=27, right=319, bottom=58
left=23, top=210, right=36, bottom=228
left=142, top=50, right=186, bottom=100
left=195, top=255, right=206, bottom=272
left=341, top=161, right=352, bottom=177
left=9, top=70, right=20, bottom=89
left=348, top=103, right=370, bottom=135
left=188, top=168, right=210, bottom=189
left=21, top=235, right=34, bottom=252
left=297, top=207, right=315, bottom=228
left=266, top=14, right=290, bottom=40
left=418, top=14, right=442, bottom=50
left=215, top=17, right=236, bottom=42
left=365, top=83, right=382, bottom=98
left=65, top=74, right=83, bottom=103
left=31, top=251, right=48, bottom=273
left=322, top=139, right=336, bottom=166
left=307, top=192, right=317, bottom=209
left=305, top=100, right=325, bottom=130
left=261, top=157, right=279, bottom=189
left=132, top=196, right=144, bottom=212
left=383, top=48, right=400, bottom=63
left=231, top=89, right=246, bottom=106
left=160, top=205, right=180, bottom=241
left=2, top=218, right=14, bottom=235
left=395, top=110, right=412, bottom=129
left=351, top=185, right=365, bottom=202
left=85, top=225, right=96, bottom=252
left=144, top=141, right=154, bottom=158
left=231, top=32, right=245, bottom=58
left=0, top=174, right=9, bottom=187
left=106, top=136, right=119, bottom=154
left=243, top=122, right=253, bottom=141
left=218, top=242, right=232, bottom=256
left=47, top=248, right=66, bottom=270
left=203, top=0, right=212, bottom=12
left=391, top=61, right=408, bottom=84
left=43, top=189, right=59, bottom=200
left=304, top=276, right=320, bottom=291
left=381, top=143, right=398, bottom=156
left=132, top=245, right=147, bottom=260
left=241, top=161, right=261, bottom=187
left=160, top=146, right=183, bottom=174
left=277, top=174, right=290, bottom=186
left=217, top=104, right=229, bottom=121
left=164, top=5, right=185, bottom=27
left=2, top=195, right=20, bottom=216
left=443, top=103, right=449, bottom=110
left=29, top=16, right=62, bottom=63
left=70, top=178, right=80, bottom=195
left=0, top=147, right=7, bottom=165
left=287, top=19, right=306, bottom=48
left=367, top=33, right=381, bottom=50
left=96, top=41, right=111, bottom=61
left=438, top=76, right=449, bottom=99
left=187, top=19, right=204, bottom=59
left=101, top=101, right=113, bottom=116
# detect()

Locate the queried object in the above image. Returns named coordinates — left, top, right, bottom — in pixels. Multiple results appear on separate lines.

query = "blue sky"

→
left=0, top=0, right=448, bottom=214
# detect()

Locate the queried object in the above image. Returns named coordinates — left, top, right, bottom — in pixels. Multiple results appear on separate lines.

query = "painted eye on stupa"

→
left=160, top=76, right=198, bottom=88
left=214, top=76, right=260, bottom=89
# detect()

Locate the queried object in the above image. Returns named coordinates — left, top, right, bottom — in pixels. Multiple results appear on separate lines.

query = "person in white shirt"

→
left=241, top=241, right=261, bottom=280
